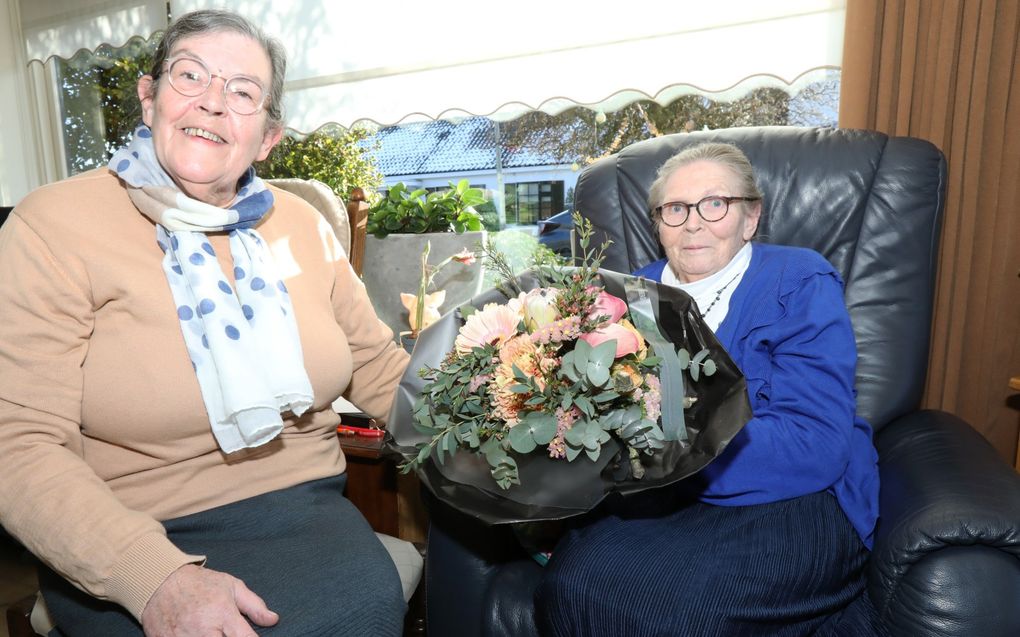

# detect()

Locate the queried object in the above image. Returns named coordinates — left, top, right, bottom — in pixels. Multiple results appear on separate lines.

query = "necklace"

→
left=698, top=272, right=741, bottom=318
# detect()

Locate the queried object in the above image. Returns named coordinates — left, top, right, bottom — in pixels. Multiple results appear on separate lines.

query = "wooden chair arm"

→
left=346, top=187, right=369, bottom=277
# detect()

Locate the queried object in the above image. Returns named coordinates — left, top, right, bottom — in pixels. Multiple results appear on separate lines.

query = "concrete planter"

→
left=362, top=231, right=487, bottom=337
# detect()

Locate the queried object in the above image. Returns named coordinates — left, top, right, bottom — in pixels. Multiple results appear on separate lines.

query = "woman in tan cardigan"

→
left=0, top=9, right=408, bottom=636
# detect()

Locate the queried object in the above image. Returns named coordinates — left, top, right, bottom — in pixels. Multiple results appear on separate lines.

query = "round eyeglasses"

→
left=654, top=195, right=760, bottom=227
left=163, top=56, right=267, bottom=116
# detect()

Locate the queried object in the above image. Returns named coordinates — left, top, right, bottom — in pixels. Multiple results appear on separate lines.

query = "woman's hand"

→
left=141, top=564, right=279, bottom=636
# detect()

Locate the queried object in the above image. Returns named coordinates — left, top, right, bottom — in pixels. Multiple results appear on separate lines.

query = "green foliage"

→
left=255, top=125, right=383, bottom=200
left=367, top=179, right=485, bottom=237
left=677, top=347, right=718, bottom=382
left=481, top=230, right=563, bottom=293
left=499, top=73, right=840, bottom=167
left=473, top=199, right=501, bottom=232
left=58, top=35, right=159, bottom=173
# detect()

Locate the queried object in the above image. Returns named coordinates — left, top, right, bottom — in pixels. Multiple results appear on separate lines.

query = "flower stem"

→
left=413, top=241, right=431, bottom=338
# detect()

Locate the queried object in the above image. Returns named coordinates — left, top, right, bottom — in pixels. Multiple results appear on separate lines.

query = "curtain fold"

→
left=839, top=0, right=1020, bottom=463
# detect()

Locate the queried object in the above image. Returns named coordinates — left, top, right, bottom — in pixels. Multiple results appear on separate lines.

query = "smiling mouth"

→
left=183, top=127, right=225, bottom=143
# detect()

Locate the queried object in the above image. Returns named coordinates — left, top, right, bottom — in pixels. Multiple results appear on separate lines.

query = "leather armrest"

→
left=424, top=491, right=539, bottom=637
left=870, top=409, right=1020, bottom=636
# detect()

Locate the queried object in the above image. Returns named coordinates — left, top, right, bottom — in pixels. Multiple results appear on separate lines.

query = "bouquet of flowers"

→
left=386, top=215, right=752, bottom=524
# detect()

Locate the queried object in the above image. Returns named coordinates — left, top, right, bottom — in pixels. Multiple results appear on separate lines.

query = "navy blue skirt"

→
left=535, top=490, right=886, bottom=637
left=39, top=475, right=405, bottom=637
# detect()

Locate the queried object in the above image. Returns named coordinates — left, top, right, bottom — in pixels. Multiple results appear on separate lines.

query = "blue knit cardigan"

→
left=634, top=243, right=879, bottom=548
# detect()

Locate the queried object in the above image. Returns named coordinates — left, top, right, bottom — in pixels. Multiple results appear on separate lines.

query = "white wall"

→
left=0, top=0, right=37, bottom=205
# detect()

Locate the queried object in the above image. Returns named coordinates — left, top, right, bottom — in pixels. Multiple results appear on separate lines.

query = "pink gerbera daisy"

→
left=455, top=302, right=522, bottom=354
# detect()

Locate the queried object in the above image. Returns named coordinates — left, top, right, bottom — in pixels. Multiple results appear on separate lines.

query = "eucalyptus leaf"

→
left=593, top=390, right=620, bottom=403
left=416, top=444, right=431, bottom=464
left=564, top=424, right=586, bottom=446
left=586, top=340, right=616, bottom=387
left=522, top=412, right=558, bottom=444
left=599, top=409, right=624, bottom=430
left=444, top=430, right=458, bottom=455
left=574, top=395, right=594, bottom=419
left=508, top=423, right=538, bottom=453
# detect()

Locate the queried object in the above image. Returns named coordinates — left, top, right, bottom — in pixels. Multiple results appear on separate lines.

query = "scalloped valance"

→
left=18, top=0, right=845, bottom=132
left=166, top=0, right=846, bottom=132
left=20, top=0, right=166, bottom=62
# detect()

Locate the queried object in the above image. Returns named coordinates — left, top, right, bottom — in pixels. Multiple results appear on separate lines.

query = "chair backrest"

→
left=266, top=178, right=370, bottom=276
left=574, top=126, right=947, bottom=431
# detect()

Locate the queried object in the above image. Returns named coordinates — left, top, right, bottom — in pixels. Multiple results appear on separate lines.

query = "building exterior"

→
left=366, top=117, right=579, bottom=228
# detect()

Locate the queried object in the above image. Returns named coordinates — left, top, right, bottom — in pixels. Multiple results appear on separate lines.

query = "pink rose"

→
left=588, top=291, right=627, bottom=324
left=580, top=322, right=640, bottom=358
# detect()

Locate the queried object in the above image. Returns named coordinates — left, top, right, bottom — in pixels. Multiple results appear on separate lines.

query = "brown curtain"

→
left=839, top=0, right=1020, bottom=464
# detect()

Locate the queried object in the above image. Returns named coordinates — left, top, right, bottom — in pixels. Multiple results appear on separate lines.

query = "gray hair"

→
left=647, top=142, right=763, bottom=226
left=147, top=9, right=287, bottom=128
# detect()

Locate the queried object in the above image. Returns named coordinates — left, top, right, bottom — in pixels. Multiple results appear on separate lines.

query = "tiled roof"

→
left=365, top=116, right=578, bottom=177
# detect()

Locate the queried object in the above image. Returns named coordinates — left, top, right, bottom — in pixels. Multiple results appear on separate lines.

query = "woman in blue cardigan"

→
left=536, top=143, right=884, bottom=636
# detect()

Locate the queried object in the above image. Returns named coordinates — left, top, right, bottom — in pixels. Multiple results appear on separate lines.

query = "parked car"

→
left=537, top=209, right=574, bottom=257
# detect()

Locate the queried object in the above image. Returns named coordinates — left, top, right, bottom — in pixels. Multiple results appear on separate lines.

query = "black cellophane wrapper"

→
left=384, top=269, right=752, bottom=525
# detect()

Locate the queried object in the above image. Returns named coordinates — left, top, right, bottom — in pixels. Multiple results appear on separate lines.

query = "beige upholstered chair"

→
left=267, top=178, right=369, bottom=276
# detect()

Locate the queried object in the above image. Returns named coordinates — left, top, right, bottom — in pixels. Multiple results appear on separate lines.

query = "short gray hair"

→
left=647, top=142, right=763, bottom=225
left=147, top=9, right=287, bottom=128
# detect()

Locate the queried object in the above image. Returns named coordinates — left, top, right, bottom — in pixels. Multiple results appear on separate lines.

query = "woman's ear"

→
left=742, top=201, right=762, bottom=241
left=137, top=76, right=155, bottom=127
left=256, top=123, right=284, bottom=162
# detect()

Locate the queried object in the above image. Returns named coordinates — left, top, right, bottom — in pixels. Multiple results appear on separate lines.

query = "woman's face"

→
left=137, top=31, right=282, bottom=206
left=657, top=160, right=761, bottom=283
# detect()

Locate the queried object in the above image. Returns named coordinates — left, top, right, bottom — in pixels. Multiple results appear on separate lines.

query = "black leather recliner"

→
left=424, top=127, right=1020, bottom=637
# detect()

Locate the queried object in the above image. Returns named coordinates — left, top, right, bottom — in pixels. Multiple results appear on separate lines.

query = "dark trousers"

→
left=40, top=475, right=405, bottom=637
left=535, top=490, right=886, bottom=637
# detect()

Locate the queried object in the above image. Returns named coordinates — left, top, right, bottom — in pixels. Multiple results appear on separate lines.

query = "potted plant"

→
left=361, top=179, right=488, bottom=336
left=366, top=180, right=485, bottom=236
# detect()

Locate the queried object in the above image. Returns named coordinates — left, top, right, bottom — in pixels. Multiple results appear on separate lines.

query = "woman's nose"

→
left=197, top=79, right=227, bottom=115
left=684, top=211, right=703, bottom=232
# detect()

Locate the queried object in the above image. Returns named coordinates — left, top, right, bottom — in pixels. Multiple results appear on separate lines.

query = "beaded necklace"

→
left=698, top=271, right=742, bottom=318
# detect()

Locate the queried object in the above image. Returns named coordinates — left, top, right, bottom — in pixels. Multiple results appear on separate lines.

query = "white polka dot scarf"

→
left=109, top=125, right=313, bottom=453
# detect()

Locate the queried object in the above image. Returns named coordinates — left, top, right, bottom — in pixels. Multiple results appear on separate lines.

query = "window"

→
left=505, top=181, right=564, bottom=225
left=55, top=36, right=157, bottom=175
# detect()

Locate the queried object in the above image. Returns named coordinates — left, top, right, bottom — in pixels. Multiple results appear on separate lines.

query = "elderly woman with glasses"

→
left=0, top=9, right=409, bottom=637
left=535, top=143, right=885, bottom=636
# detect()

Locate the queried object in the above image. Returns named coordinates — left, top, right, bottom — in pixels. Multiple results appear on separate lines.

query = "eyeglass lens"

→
left=660, top=196, right=731, bottom=225
left=166, top=58, right=264, bottom=115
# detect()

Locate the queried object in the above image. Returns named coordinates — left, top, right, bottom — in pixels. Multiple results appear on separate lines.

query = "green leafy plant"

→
left=256, top=125, right=383, bottom=200
left=367, top=179, right=485, bottom=237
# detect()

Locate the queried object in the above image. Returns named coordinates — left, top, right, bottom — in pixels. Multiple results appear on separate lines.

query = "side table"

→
left=340, top=435, right=399, bottom=537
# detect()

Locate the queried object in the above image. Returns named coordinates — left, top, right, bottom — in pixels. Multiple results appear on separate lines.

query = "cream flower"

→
left=520, top=288, right=560, bottom=332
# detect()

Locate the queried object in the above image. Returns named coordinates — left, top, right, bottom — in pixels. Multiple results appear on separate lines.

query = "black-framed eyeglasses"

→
left=163, top=56, right=267, bottom=116
left=654, top=195, right=760, bottom=227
